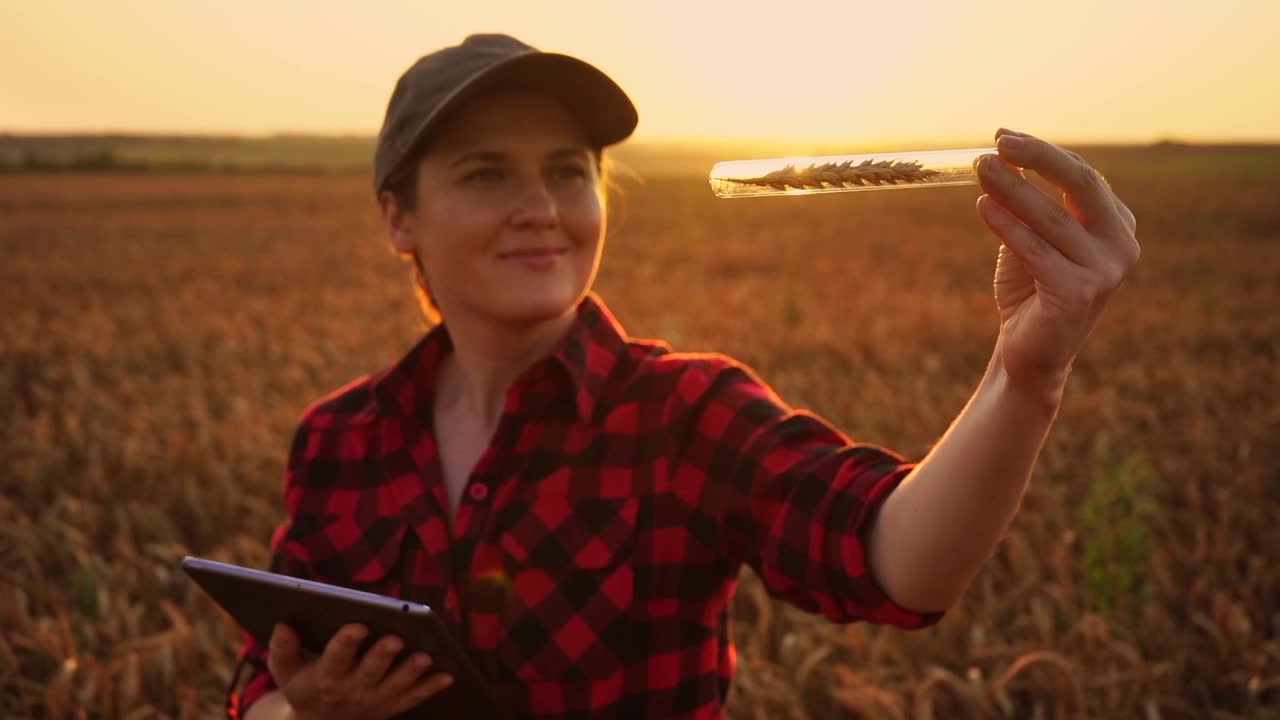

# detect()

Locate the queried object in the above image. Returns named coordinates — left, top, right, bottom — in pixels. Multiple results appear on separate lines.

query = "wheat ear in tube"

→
left=709, top=147, right=995, bottom=198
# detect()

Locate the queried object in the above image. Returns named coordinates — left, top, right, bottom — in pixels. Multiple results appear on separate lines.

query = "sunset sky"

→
left=3, top=0, right=1278, bottom=147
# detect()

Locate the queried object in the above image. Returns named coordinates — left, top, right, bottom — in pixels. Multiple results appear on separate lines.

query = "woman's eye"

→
left=553, top=164, right=588, bottom=181
left=463, top=168, right=503, bottom=183
left=461, top=165, right=586, bottom=186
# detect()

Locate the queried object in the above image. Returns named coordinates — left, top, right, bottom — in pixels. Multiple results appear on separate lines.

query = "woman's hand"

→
left=266, top=623, right=454, bottom=720
left=975, top=128, right=1140, bottom=401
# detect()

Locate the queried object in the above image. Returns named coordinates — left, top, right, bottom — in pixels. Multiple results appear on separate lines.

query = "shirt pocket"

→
left=497, top=495, right=638, bottom=681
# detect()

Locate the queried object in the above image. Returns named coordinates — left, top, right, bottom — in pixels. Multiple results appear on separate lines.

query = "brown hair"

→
left=381, top=146, right=620, bottom=327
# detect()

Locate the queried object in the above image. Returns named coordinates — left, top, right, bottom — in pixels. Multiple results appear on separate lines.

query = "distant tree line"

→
left=0, top=148, right=163, bottom=172
left=0, top=149, right=337, bottom=173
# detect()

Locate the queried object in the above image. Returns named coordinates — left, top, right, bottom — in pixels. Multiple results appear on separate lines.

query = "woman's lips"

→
left=499, top=247, right=566, bottom=268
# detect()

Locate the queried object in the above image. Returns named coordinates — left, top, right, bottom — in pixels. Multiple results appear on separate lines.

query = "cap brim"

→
left=412, top=52, right=637, bottom=157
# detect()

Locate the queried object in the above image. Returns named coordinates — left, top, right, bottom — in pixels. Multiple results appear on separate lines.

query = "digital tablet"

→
left=183, top=556, right=504, bottom=718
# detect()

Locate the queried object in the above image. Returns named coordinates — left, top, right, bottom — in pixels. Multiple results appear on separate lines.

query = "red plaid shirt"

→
left=228, top=292, right=945, bottom=719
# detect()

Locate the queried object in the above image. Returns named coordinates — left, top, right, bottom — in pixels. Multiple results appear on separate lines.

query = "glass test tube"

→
left=708, top=146, right=996, bottom=198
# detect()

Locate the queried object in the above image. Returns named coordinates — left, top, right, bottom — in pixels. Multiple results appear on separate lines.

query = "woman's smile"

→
left=497, top=246, right=569, bottom=269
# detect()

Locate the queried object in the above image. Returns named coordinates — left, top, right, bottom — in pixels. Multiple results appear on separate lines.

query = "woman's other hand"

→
left=975, top=128, right=1140, bottom=402
left=265, top=622, right=454, bottom=720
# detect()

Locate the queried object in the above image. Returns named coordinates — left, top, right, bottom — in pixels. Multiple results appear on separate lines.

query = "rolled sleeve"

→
left=695, top=360, right=946, bottom=629
left=226, top=635, right=276, bottom=719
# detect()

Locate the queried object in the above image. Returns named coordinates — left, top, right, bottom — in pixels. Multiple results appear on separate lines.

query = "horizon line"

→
left=3, top=128, right=1280, bottom=149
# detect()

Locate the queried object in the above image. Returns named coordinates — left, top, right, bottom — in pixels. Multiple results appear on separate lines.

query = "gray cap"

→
left=373, top=33, right=639, bottom=196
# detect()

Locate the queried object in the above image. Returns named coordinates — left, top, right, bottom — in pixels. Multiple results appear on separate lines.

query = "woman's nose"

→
left=509, top=178, right=558, bottom=229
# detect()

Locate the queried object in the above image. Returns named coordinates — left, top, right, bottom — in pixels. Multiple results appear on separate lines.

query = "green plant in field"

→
left=75, top=564, right=99, bottom=618
left=782, top=297, right=803, bottom=329
left=1076, top=450, right=1157, bottom=616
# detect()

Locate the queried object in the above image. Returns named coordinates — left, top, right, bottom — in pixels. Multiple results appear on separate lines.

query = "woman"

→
left=230, top=33, right=1139, bottom=720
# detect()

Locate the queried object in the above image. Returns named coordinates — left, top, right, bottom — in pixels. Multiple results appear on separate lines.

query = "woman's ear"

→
left=378, top=191, right=417, bottom=253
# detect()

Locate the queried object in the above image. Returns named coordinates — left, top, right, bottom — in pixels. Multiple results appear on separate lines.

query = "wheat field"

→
left=1, top=145, right=1278, bottom=718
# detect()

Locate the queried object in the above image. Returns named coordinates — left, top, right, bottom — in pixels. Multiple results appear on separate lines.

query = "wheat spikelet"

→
left=728, top=158, right=941, bottom=191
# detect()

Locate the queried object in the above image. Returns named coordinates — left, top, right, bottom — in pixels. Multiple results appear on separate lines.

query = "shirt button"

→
left=468, top=483, right=489, bottom=502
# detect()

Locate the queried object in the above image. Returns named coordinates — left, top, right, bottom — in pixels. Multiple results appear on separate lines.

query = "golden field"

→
left=1, top=145, right=1277, bottom=718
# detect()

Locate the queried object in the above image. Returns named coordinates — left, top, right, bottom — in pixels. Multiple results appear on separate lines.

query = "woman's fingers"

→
left=379, top=652, right=435, bottom=696
left=351, top=634, right=403, bottom=689
left=390, top=668, right=455, bottom=716
left=993, top=129, right=1123, bottom=234
left=1114, top=196, right=1137, bottom=234
left=266, top=623, right=301, bottom=685
left=976, top=194, right=1077, bottom=283
left=995, top=127, right=1032, bottom=140
left=997, top=128, right=1136, bottom=236
left=977, top=152, right=1097, bottom=267
left=313, top=624, right=367, bottom=695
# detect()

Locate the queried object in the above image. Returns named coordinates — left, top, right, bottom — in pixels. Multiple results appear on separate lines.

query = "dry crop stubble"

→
left=1, top=145, right=1278, bottom=717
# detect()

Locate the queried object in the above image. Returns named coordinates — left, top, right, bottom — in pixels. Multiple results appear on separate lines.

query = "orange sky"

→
left=3, top=1, right=1278, bottom=146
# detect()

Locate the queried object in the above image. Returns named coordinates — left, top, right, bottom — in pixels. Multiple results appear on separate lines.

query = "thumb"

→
left=267, top=623, right=301, bottom=685
left=993, top=243, right=1035, bottom=317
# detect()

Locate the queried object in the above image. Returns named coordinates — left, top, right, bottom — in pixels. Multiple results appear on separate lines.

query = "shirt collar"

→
left=372, top=291, right=628, bottom=424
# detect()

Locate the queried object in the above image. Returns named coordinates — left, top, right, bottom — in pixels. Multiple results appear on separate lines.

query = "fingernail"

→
left=997, top=134, right=1022, bottom=151
left=978, top=194, right=1006, bottom=217
left=441, top=674, right=454, bottom=687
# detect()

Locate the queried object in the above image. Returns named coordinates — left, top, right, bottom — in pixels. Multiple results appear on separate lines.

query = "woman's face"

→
left=385, top=88, right=605, bottom=327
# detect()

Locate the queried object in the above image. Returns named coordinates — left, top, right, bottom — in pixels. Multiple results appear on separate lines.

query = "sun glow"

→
left=1, top=0, right=1278, bottom=145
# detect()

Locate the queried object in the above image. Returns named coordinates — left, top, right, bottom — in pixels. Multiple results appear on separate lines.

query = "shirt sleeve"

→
left=685, top=358, right=946, bottom=629
left=226, top=422, right=316, bottom=719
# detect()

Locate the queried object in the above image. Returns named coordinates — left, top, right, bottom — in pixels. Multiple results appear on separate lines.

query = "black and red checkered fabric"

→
left=228, top=292, right=945, bottom=719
